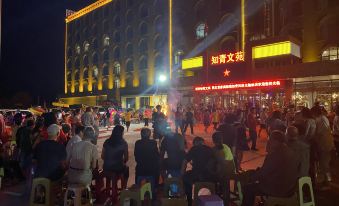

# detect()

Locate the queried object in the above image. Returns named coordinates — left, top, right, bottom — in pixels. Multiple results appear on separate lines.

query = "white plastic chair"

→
left=298, top=176, right=315, bottom=206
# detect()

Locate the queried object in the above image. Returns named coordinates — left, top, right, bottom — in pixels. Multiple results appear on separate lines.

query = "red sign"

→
left=194, top=80, right=281, bottom=91
left=211, top=51, right=244, bottom=65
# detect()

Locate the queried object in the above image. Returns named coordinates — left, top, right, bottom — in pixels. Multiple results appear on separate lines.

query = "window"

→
left=74, top=70, right=80, bottom=80
left=67, top=48, right=72, bottom=57
left=84, top=42, right=90, bottom=52
left=127, top=0, right=134, bottom=7
left=140, top=74, right=147, bottom=86
left=115, top=0, right=121, bottom=11
left=139, top=40, right=148, bottom=53
left=103, top=20, right=109, bottom=32
left=154, top=16, right=163, bottom=33
left=103, top=36, right=110, bottom=46
left=75, top=58, right=80, bottom=69
left=126, top=43, right=133, bottom=56
left=140, top=5, right=148, bottom=18
left=126, top=11, right=133, bottom=23
left=76, top=32, right=80, bottom=42
left=114, top=16, right=121, bottom=27
left=140, top=97, right=150, bottom=108
left=140, top=23, right=148, bottom=36
left=322, top=47, right=339, bottom=61
left=126, top=77, right=133, bottom=88
left=67, top=72, right=71, bottom=82
left=126, top=27, right=133, bottom=40
left=83, top=69, right=89, bottom=79
left=139, top=57, right=148, bottom=70
left=114, top=79, right=120, bottom=88
left=155, top=55, right=163, bottom=70
left=103, top=65, right=109, bottom=76
left=83, top=55, right=89, bottom=67
left=196, top=23, right=208, bottom=39
left=174, top=50, right=184, bottom=65
left=67, top=60, right=72, bottom=70
left=93, top=66, right=99, bottom=78
left=92, top=53, right=99, bottom=65
left=75, top=45, right=81, bottom=54
left=114, top=63, right=121, bottom=75
left=113, top=47, right=120, bottom=59
left=92, top=25, right=98, bottom=37
left=114, top=32, right=121, bottom=43
left=92, top=38, right=98, bottom=49
left=154, top=36, right=162, bottom=50
left=126, top=60, right=133, bottom=72
left=103, top=50, right=109, bottom=62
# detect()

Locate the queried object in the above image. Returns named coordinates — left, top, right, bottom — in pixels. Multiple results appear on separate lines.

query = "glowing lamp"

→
left=159, top=74, right=167, bottom=83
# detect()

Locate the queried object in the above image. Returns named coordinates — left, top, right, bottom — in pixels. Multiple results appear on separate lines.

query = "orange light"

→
left=194, top=80, right=282, bottom=91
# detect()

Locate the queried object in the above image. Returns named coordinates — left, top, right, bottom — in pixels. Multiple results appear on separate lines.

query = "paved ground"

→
left=1, top=122, right=339, bottom=205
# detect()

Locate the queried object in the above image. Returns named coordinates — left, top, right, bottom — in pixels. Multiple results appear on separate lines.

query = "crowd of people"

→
left=0, top=102, right=337, bottom=205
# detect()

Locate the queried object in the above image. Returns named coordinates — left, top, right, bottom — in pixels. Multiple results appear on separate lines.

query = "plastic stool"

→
left=163, top=177, right=184, bottom=197
left=298, top=176, right=315, bottom=206
left=161, top=197, right=188, bottom=206
left=120, top=189, right=141, bottom=206
left=30, top=178, right=54, bottom=206
left=265, top=193, right=298, bottom=206
left=140, top=182, right=152, bottom=200
left=64, top=184, right=92, bottom=206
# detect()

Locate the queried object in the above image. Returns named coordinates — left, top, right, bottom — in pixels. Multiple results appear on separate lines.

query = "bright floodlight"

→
left=159, top=74, right=167, bottom=82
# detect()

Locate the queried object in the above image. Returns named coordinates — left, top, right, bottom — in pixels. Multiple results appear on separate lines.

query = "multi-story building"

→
left=60, top=0, right=339, bottom=111
left=61, top=0, right=170, bottom=108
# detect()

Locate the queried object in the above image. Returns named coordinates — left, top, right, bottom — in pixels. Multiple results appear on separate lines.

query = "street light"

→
left=159, top=74, right=167, bottom=83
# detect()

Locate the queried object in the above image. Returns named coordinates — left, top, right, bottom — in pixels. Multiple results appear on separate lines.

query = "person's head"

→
left=193, top=136, right=204, bottom=146
left=61, top=123, right=71, bottom=135
left=92, top=107, right=98, bottom=113
left=292, top=122, right=306, bottom=137
left=47, top=124, right=60, bottom=140
left=271, top=110, right=282, bottom=120
left=267, top=130, right=286, bottom=153
left=156, top=105, right=162, bottom=112
left=26, top=112, right=33, bottom=120
left=83, top=126, right=96, bottom=143
left=311, top=106, right=322, bottom=117
left=141, top=127, right=151, bottom=140
left=111, top=125, right=124, bottom=141
left=75, top=125, right=85, bottom=137
left=212, top=132, right=223, bottom=150
left=301, top=107, right=312, bottom=119
left=34, top=117, right=44, bottom=130
left=86, top=107, right=92, bottom=113
left=75, top=108, right=81, bottom=115
left=286, top=126, right=299, bottom=140
left=26, top=119, right=35, bottom=128
left=224, top=113, right=235, bottom=124
left=43, top=112, right=57, bottom=128
left=13, top=113, right=23, bottom=126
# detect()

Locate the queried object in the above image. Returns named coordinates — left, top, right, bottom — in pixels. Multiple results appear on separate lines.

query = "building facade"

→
left=60, top=0, right=339, bottom=111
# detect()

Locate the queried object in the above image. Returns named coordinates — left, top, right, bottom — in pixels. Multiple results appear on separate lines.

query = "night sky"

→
left=1, top=0, right=95, bottom=104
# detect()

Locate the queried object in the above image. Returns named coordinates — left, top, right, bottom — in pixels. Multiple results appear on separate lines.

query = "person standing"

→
left=152, top=105, right=166, bottom=139
left=247, top=108, right=258, bottom=151
left=125, top=109, right=132, bottom=132
left=175, top=107, right=184, bottom=134
left=92, top=107, right=100, bottom=145
left=211, top=109, right=220, bottom=130
left=203, top=109, right=211, bottom=133
left=333, top=107, right=339, bottom=157
left=184, top=108, right=194, bottom=135
left=258, top=108, right=268, bottom=138
left=66, top=125, right=84, bottom=159
left=81, top=107, right=95, bottom=127
left=143, top=106, right=152, bottom=127
left=71, top=109, right=82, bottom=135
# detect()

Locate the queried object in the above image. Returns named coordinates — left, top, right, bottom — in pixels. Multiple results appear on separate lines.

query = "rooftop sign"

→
left=182, top=56, right=203, bottom=70
left=252, top=41, right=301, bottom=59
left=194, top=80, right=282, bottom=91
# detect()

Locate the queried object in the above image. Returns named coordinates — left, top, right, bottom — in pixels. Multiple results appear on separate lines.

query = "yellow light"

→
left=169, top=0, right=173, bottom=79
left=64, top=23, right=68, bottom=94
left=182, top=56, right=203, bottom=70
left=241, top=0, right=245, bottom=53
left=65, top=0, right=112, bottom=23
left=184, top=71, right=194, bottom=77
left=252, top=41, right=292, bottom=59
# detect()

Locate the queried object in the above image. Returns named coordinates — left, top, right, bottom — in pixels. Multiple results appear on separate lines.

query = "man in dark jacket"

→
left=242, top=130, right=300, bottom=206
left=217, top=114, right=237, bottom=149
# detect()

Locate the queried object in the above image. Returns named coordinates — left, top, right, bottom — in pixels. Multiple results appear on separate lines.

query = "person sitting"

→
left=181, top=136, right=214, bottom=206
left=66, top=125, right=84, bottom=160
left=102, top=125, right=129, bottom=189
left=242, top=130, right=300, bottom=206
left=67, top=126, right=98, bottom=186
left=286, top=125, right=310, bottom=178
left=160, top=132, right=186, bottom=178
left=33, top=124, right=67, bottom=181
left=134, top=128, right=160, bottom=192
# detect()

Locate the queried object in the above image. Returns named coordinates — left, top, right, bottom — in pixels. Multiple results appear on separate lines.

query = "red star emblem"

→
left=224, top=69, right=231, bottom=77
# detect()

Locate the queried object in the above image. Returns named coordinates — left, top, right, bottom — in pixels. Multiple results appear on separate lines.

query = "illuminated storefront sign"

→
left=194, top=80, right=281, bottom=91
left=182, top=56, right=203, bottom=70
left=252, top=41, right=301, bottom=59
left=211, top=51, right=245, bottom=65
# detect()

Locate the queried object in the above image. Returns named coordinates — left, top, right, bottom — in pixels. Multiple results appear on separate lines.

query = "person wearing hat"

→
left=33, top=124, right=67, bottom=181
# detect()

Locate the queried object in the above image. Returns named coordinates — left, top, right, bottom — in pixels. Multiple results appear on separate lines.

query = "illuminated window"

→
left=114, top=63, right=121, bottom=75
left=196, top=23, right=208, bottom=39
left=93, top=66, right=99, bottom=78
left=322, top=47, right=339, bottom=61
left=75, top=45, right=81, bottom=54
left=84, top=42, right=90, bottom=52
left=114, top=79, right=120, bottom=88
left=103, top=36, right=110, bottom=46
left=175, top=50, right=184, bottom=65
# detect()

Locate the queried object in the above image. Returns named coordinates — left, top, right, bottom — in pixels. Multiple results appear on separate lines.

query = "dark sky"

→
left=1, top=0, right=95, bottom=103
